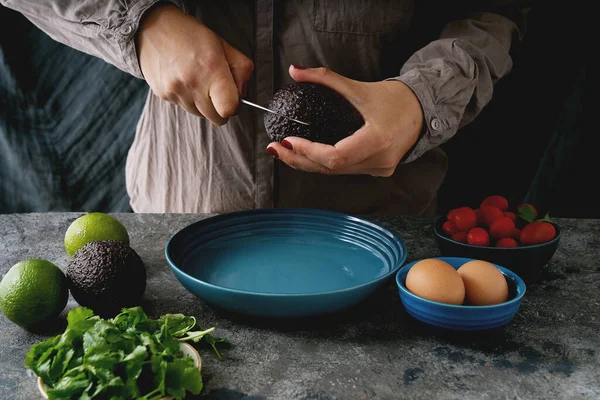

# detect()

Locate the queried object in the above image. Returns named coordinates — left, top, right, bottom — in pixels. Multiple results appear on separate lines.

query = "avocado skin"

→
left=264, top=82, right=364, bottom=145
left=66, top=240, right=146, bottom=317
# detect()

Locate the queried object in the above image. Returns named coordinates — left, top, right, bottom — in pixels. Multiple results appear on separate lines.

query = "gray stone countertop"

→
left=0, top=212, right=599, bottom=400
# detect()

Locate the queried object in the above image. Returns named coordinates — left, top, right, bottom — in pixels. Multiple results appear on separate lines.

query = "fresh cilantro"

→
left=25, top=307, right=226, bottom=399
left=157, top=313, right=228, bottom=361
left=202, top=334, right=228, bottom=361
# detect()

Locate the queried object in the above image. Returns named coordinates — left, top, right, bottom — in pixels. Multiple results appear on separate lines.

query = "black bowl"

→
left=433, top=217, right=561, bottom=283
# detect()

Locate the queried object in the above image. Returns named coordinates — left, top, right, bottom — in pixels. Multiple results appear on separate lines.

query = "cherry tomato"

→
left=481, top=195, right=509, bottom=211
left=442, top=220, right=458, bottom=236
left=451, top=231, right=468, bottom=243
left=519, top=222, right=556, bottom=245
left=449, top=207, right=477, bottom=232
left=503, top=211, right=516, bottom=223
left=496, top=238, right=518, bottom=248
left=511, top=228, right=521, bottom=240
left=474, top=208, right=483, bottom=225
left=489, top=217, right=516, bottom=240
left=479, top=206, right=504, bottom=228
left=467, top=227, right=490, bottom=246
left=447, top=208, right=461, bottom=220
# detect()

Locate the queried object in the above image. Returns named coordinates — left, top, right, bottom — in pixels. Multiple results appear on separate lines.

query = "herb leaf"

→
left=535, top=212, right=554, bottom=223
left=66, top=307, right=94, bottom=327
left=517, top=204, right=538, bottom=223
left=203, top=334, right=228, bottom=361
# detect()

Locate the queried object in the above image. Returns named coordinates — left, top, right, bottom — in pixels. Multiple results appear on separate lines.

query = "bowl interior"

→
left=166, top=208, right=407, bottom=296
left=396, top=257, right=526, bottom=308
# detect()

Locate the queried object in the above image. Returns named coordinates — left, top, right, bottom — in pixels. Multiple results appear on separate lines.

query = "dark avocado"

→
left=66, top=240, right=146, bottom=317
left=264, top=82, right=364, bottom=145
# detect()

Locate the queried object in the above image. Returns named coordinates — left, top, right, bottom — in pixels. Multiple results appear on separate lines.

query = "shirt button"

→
left=120, top=24, right=133, bottom=35
left=430, top=118, right=442, bottom=131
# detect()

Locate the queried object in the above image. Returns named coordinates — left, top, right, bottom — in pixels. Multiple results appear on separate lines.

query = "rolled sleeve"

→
left=119, top=1, right=187, bottom=79
left=389, top=68, right=449, bottom=164
left=388, top=11, right=520, bottom=163
left=0, top=0, right=187, bottom=79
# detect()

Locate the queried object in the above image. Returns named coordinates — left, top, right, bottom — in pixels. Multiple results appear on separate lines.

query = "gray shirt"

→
left=1, top=1, right=523, bottom=215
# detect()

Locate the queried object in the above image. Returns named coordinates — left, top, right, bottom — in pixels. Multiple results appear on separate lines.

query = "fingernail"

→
left=267, top=147, right=279, bottom=158
left=281, top=140, right=293, bottom=150
left=291, top=64, right=306, bottom=70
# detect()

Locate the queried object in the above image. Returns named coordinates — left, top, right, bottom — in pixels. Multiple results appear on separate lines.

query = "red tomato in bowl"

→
left=511, top=228, right=521, bottom=240
left=503, top=211, right=517, bottom=223
left=519, top=222, right=556, bottom=245
left=489, top=217, right=516, bottom=240
left=479, top=206, right=504, bottom=228
left=481, top=195, right=509, bottom=211
left=451, top=231, right=468, bottom=243
left=467, top=227, right=490, bottom=246
left=496, top=238, right=518, bottom=248
left=448, top=207, right=477, bottom=232
left=442, top=220, right=458, bottom=236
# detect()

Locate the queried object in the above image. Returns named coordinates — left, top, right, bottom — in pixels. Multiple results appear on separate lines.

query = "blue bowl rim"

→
left=395, top=256, right=526, bottom=309
left=433, top=216, right=561, bottom=251
left=165, top=207, right=408, bottom=298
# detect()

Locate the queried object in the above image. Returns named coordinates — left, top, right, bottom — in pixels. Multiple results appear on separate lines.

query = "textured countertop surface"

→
left=1, top=212, right=599, bottom=400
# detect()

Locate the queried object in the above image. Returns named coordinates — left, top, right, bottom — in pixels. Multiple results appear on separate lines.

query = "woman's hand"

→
left=136, top=4, right=254, bottom=125
left=267, top=65, right=424, bottom=177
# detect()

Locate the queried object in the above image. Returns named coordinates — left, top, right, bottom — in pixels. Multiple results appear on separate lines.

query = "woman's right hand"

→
left=136, top=4, right=254, bottom=125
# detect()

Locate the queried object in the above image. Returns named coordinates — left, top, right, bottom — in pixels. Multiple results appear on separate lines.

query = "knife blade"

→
left=240, top=99, right=310, bottom=126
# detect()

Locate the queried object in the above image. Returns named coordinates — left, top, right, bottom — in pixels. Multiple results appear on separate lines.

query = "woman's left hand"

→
left=266, top=65, right=424, bottom=177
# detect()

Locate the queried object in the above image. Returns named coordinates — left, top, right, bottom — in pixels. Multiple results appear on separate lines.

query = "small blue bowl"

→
left=166, top=208, right=407, bottom=318
left=396, top=257, right=526, bottom=331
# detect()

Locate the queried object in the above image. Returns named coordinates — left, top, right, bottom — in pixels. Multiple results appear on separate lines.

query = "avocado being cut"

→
left=66, top=240, right=146, bottom=317
left=264, top=82, right=364, bottom=145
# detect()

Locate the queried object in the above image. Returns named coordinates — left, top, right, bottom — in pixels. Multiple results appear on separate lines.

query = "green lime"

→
left=64, top=212, right=129, bottom=257
left=0, top=259, right=69, bottom=329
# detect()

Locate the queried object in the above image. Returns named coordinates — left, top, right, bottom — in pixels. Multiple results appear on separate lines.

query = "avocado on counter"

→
left=264, top=82, right=364, bottom=145
left=66, top=240, right=146, bottom=317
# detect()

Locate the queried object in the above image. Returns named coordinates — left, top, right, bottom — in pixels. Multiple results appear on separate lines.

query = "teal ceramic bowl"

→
left=433, top=217, right=560, bottom=283
left=396, top=257, right=526, bottom=330
left=165, top=208, right=407, bottom=318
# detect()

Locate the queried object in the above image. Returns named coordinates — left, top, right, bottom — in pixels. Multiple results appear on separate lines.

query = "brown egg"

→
left=406, top=259, right=465, bottom=305
left=457, top=260, right=509, bottom=306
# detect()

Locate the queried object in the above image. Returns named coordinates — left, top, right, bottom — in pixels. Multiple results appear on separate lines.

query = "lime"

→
left=64, top=212, right=129, bottom=257
left=0, top=259, right=69, bottom=329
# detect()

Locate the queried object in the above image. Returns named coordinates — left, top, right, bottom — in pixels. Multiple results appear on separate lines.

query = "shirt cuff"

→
left=386, top=69, right=450, bottom=164
left=116, top=0, right=187, bottom=79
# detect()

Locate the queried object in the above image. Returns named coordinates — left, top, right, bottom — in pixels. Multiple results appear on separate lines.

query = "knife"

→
left=240, top=99, right=311, bottom=126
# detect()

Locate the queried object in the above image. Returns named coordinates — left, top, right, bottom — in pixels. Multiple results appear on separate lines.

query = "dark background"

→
left=0, top=4, right=595, bottom=217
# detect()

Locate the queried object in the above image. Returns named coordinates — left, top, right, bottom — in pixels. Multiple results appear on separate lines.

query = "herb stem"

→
left=144, top=387, right=163, bottom=400
left=177, top=327, right=215, bottom=342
